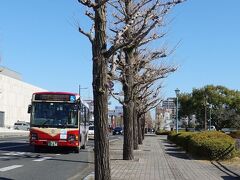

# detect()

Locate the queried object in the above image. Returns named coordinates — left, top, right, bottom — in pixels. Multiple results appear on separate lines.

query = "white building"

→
left=0, top=66, right=46, bottom=128
left=155, top=106, right=173, bottom=131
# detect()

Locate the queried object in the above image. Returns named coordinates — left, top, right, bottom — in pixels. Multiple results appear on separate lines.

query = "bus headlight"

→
left=68, top=134, right=76, bottom=141
left=31, top=133, right=38, bottom=140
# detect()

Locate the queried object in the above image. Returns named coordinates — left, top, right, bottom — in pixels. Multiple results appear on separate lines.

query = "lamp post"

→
left=175, top=88, right=180, bottom=133
left=79, top=85, right=88, bottom=99
left=209, top=104, right=212, bottom=130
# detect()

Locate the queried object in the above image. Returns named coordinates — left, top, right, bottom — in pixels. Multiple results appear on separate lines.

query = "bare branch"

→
left=78, top=27, right=94, bottom=43
left=108, top=88, right=124, bottom=105
left=85, top=11, right=95, bottom=21
left=78, top=0, right=96, bottom=8
left=107, top=1, right=126, bottom=16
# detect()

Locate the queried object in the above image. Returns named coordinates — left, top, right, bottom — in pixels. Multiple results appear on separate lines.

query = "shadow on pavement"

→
left=166, top=152, right=189, bottom=159
left=48, top=158, right=93, bottom=164
left=164, top=147, right=182, bottom=152
left=221, top=176, right=240, bottom=180
left=211, top=161, right=240, bottom=179
left=0, top=177, right=15, bottom=180
left=161, top=140, right=190, bottom=160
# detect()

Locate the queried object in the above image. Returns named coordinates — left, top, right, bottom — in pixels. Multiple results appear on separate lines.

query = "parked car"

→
left=209, top=126, right=216, bottom=131
left=112, top=127, right=123, bottom=135
left=14, top=121, right=30, bottom=131
left=88, top=126, right=94, bottom=140
left=221, top=128, right=237, bottom=134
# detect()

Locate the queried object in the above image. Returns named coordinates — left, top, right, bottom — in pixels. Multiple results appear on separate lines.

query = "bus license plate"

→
left=48, top=141, right=58, bottom=146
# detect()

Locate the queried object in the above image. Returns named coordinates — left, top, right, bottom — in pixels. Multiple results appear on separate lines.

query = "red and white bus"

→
left=28, top=92, right=89, bottom=153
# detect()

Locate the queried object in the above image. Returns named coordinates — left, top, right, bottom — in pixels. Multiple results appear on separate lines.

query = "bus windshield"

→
left=31, top=102, right=78, bottom=128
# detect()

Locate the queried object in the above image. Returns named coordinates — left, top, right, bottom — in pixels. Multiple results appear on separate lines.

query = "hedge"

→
left=190, top=132, right=235, bottom=160
left=155, top=130, right=172, bottom=135
left=167, top=131, right=236, bottom=160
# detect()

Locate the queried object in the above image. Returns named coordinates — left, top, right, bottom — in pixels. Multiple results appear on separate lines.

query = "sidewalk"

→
left=108, top=134, right=240, bottom=180
left=0, top=127, right=29, bottom=138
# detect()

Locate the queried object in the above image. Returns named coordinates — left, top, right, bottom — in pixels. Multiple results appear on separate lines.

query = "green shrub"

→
left=167, top=131, right=180, bottom=143
left=155, top=130, right=171, bottom=135
left=175, top=132, right=195, bottom=151
left=188, top=131, right=236, bottom=160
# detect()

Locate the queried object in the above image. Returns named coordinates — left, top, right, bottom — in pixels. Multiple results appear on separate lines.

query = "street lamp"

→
left=209, top=104, right=212, bottom=130
left=79, top=85, right=88, bottom=99
left=175, top=88, right=180, bottom=133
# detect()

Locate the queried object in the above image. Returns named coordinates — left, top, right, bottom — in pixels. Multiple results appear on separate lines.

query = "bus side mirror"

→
left=28, top=105, right=32, bottom=113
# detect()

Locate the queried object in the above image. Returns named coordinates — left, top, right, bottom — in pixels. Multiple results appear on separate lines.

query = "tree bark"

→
left=133, top=103, right=138, bottom=149
left=123, top=102, right=134, bottom=160
left=123, top=48, right=134, bottom=160
left=93, top=4, right=111, bottom=180
left=141, top=114, right=146, bottom=140
left=137, top=114, right=143, bottom=145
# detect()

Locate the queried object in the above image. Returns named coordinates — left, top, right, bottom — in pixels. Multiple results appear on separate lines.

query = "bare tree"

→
left=77, top=0, right=184, bottom=177
left=77, top=0, right=148, bottom=177
left=109, top=49, right=177, bottom=151
left=107, top=0, right=183, bottom=159
left=77, top=0, right=113, bottom=179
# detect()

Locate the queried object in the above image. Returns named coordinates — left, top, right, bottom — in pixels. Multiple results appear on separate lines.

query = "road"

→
left=0, top=136, right=94, bottom=180
left=0, top=134, right=121, bottom=180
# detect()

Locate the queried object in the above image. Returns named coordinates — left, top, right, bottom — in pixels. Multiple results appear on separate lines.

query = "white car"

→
left=209, top=126, right=216, bottom=131
left=88, top=126, right=94, bottom=140
left=14, top=121, right=30, bottom=131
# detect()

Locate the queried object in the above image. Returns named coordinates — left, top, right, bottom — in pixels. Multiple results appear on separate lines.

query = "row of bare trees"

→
left=77, top=0, right=184, bottom=179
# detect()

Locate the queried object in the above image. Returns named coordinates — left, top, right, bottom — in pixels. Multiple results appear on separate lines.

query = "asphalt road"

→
left=0, top=136, right=94, bottom=180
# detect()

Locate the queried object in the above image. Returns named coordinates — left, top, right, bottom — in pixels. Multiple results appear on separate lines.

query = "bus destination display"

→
left=34, top=94, right=75, bottom=101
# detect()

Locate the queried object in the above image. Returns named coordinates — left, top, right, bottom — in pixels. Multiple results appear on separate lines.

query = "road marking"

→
left=0, top=140, right=28, bottom=143
left=0, top=157, right=10, bottom=159
left=0, top=144, right=28, bottom=150
left=3, top=152, right=30, bottom=156
left=0, top=165, right=23, bottom=172
left=33, top=157, right=52, bottom=162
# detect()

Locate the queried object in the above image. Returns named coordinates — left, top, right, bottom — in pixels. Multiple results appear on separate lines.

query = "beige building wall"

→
left=0, top=73, right=46, bottom=128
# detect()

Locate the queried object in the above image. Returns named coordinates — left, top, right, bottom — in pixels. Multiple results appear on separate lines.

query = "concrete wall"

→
left=0, top=74, right=46, bottom=128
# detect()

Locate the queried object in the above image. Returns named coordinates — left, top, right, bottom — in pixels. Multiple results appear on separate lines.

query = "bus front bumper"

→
left=30, top=140, right=79, bottom=147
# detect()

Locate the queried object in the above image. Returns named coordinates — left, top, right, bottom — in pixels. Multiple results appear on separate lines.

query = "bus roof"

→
left=32, top=92, right=80, bottom=102
left=32, top=92, right=90, bottom=108
left=33, top=92, right=78, bottom=96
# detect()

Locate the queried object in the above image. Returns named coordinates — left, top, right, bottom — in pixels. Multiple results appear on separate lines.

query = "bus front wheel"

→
left=74, top=146, right=80, bottom=153
left=34, top=145, right=41, bottom=153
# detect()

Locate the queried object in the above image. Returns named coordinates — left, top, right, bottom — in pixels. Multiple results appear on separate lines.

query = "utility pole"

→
left=175, top=88, right=180, bottom=133
left=79, top=85, right=88, bottom=99
left=204, top=94, right=208, bottom=130
left=208, top=104, right=212, bottom=130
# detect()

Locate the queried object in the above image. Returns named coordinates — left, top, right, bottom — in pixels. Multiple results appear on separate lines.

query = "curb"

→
left=83, top=172, right=94, bottom=180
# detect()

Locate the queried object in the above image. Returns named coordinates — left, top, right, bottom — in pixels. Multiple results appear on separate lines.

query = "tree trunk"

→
left=141, top=114, right=146, bottom=140
left=93, top=4, right=111, bottom=180
left=123, top=48, right=134, bottom=160
left=133, top=103, right=138, bottom=150
left=137, top=114, right=143, bottom=145
left=123, top=102, right=134, bottom=160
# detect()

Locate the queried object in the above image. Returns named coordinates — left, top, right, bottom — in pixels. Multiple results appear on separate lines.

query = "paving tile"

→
left=110, top=135, right=240, bottom=180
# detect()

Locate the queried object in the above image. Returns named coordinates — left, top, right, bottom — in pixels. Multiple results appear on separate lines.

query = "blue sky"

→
left=0, top=1, right=240, bottom=107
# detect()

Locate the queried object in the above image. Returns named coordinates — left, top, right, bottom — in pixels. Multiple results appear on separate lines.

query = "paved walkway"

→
left=109, top=135, right=240, bottom=180
left=0, top=127, right=29, bottom=138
